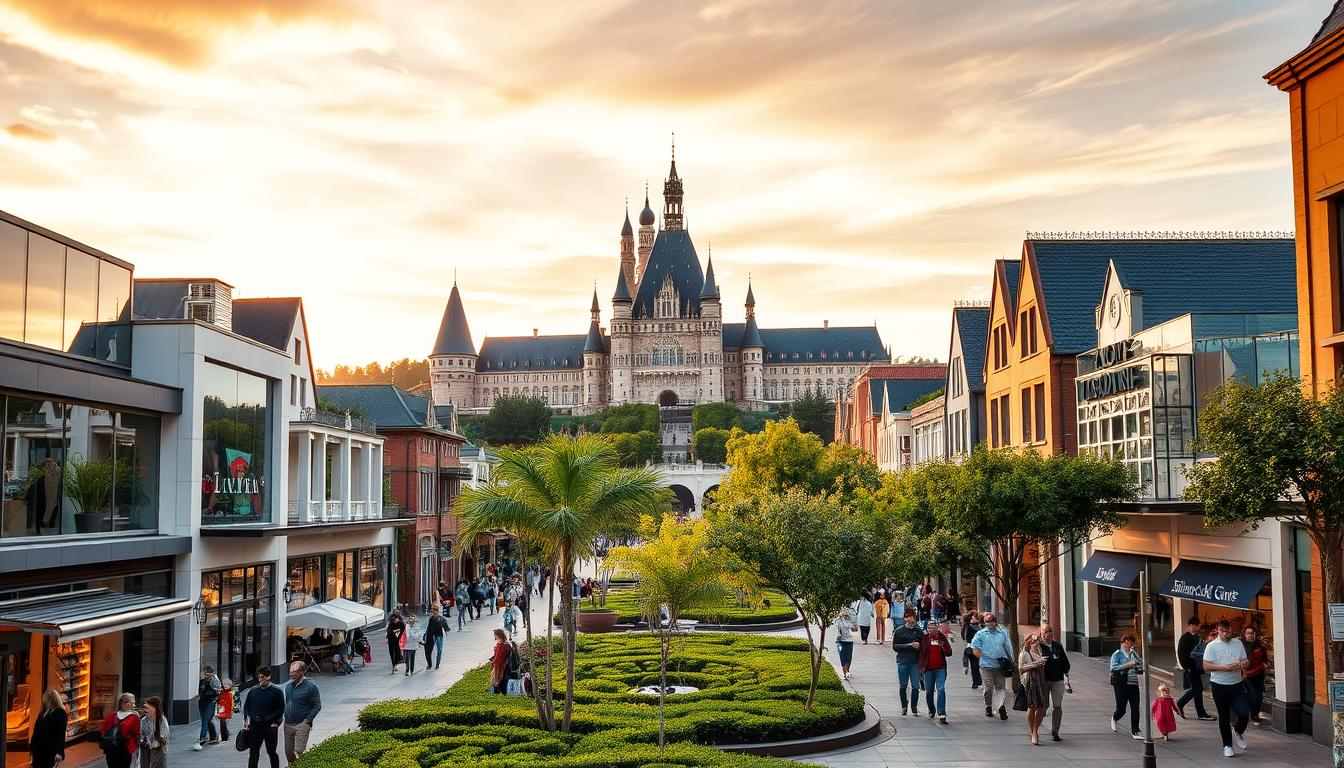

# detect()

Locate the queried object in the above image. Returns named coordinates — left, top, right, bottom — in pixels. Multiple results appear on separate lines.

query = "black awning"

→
left=1077, top=550, right=1147, bottom=590
left=1158, top=560, right=1269, bottom=610
left=0, top=588, right=191, bottom=642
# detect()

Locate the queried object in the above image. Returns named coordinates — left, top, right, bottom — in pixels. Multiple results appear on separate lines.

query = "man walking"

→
left=425, top=606, right=448, bottom=670
left=891, top=612, right=923, bottom=716
left=243, top=667, right=284, bottom=768
left=282, top=660, right=322, bottom=764
left=1203, top=620, right=1250, bottom=757
left=1039, top=624, right=1070, bottom=741
left=970, top=611, right=1013, bottom=720
left=1176, top=618, right=1214, bottom=720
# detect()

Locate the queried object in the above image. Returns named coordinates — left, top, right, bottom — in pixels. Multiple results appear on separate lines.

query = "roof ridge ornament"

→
left=1024, top=230, right=1294, bottom=240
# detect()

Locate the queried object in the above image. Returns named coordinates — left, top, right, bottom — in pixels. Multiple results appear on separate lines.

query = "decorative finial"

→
left=671, top=131, right=675, bottom=162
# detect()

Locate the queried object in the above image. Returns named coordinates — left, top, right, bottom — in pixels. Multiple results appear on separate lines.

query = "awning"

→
left=1076, top=550, right=1147, bottom=590
left=285, top=598, right=384, bottom=631
left=1158, top=560, right=1270, bottom=610
left=0, top=588, right=191, bottom=643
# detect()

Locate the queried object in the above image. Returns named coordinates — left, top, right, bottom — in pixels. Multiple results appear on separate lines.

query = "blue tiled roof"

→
left=432, top=284, right=476, bottom=356
left=1029, top=238, right=1297, bottom=354
left=583, top=321, right=604, bottom=353
left=317, top=384, right=431, bottom=429
left=952, top=307, right=990, bottom=392
left=869, top=377, right=945, bottom=416
left=1002, top=261, right=1022, bottom=318
left=743, top=326, right=886, bottom=363
left=477, top=334, right=606, bottom=371
left=633, top=229, right=704, bottom=319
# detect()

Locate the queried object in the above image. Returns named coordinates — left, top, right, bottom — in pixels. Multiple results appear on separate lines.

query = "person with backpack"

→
left=489, top=629, right=512, bottom=694
left=471, top=578, right=487, bottom=620
left=192, top=665, right=221, bottom=749
left=99, top=692, right=142, bottom=768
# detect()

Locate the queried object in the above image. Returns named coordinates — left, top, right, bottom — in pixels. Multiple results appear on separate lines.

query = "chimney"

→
left=532, top=328, right=539, bottom=338
left=823, top=319, right=829, bottom=330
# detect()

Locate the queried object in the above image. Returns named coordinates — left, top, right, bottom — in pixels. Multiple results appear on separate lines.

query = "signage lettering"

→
left=1077, top=366, right=1146, bottom=401
left=1095, top=567, right=1119, bottom=582
left=1093, top=339, right=1139, bottom=371
left=1167, top=579, right=1239, bottom=606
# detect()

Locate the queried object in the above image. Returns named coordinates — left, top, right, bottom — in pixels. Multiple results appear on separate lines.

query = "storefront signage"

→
left=1077, top=365, right=1147, bottom=402
left=1076, top=551, right=1145, bottom=589
left=1330, top=681, right=1344, bottom=714
left=1165, top=579, right=1242, bottom=605
left=1329, top=603, right=1344, bottom=642
left=1157, top=560, right=1269, bottom=610
left=1092, top=338, right=1140, bottom=370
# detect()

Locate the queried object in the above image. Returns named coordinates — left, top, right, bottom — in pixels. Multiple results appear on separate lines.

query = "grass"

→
left=294, top=633, right=863, bottom=768
left=576, top=587, right=797, bottom=625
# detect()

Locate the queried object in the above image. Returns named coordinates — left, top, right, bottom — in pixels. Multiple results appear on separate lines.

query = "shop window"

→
left=325, top=551, right=354, bottom=600
left=1033, top=383, right=1045, bottom=441
left=286, top=555, right=322, bottom=608
left=201, top=363, right=271, bottom=525
left=0, top=221, right=25, bottom=341
left=359, top=547, right=388, bottom=609
left=200, top=563, right=274, bottom=688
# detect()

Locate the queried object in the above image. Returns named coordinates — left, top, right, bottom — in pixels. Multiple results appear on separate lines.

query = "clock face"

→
left=1108, top=296, right=1122, bottom=328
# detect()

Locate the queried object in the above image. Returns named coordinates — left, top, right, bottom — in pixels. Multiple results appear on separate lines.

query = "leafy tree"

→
left=715, top=419, right=880, bottom=509
left=691, top=428, right=730, bottom=463
left=607, top=516, right=727, bottom=750
left=691, top=401, right=742, bottom=431
left=316, top=357, right=430, bottom=389
left=479, top=396, right=551, bottom=446
left=610, top=430, right=661, bottom=467
left=1183, top=375, right=1344, bottom=686
left=781, top=387, right=835, bottom=443
left=599, top=403, right=659, bottom=434
left=709, top=489, right=887, bottom=708
left=738, top=410, right=775, bottom=434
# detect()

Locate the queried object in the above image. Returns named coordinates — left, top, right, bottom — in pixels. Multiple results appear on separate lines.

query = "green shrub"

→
left=576, top=587, right=797, bottom=625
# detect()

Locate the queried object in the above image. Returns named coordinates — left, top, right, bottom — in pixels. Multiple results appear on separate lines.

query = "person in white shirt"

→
left=1201, top=620, right=1250, bottom=757
left=854, top=596, right=875, bottom=644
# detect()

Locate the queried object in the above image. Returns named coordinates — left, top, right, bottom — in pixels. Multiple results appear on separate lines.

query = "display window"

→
left=200, top=563, right=274, bottom=686
left=1186, top=581, right=1275, bottom=699
left=201, top=363, right=271, bottom=525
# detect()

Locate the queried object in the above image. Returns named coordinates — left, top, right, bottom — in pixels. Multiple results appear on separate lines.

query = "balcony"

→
left=287, top=498, right=413, bottom=528
left=285, top=423, right=404, bottom=533
left=294, top=406, right=378, bottom=436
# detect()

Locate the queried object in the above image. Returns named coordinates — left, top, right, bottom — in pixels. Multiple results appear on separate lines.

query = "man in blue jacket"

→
left=242, top=667, right=285, bottom=768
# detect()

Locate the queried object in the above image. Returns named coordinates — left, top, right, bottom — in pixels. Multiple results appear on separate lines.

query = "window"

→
left=299, top=378, right=308, bottom=408
left=293, top=339, right=302, bottom=365
left=1019, top=312, right=1028, bottom=361
left=990, top=397, right=1000, bottom=448
left=325, top=551, right=354, bottom=599
left=999, top=394, right=1010, bottom=448
left=419, top=470, right=434, bottom=514
left=199, top=564, right=274, bottom=686
left=1028, top=307, right=1039, bottom=355
left=359, top=548, right=387, bottom=609
left=0, top=221, right=26, bottom=340
left=290, top=375, right=298, bottom=406
left=1021, top=386, right=1033, bottom=443
left=23, top=235, right=65, bottom=351
left=201, top=363, right=272, bottom=524
left=1033, top=382, right=1046, bottom=441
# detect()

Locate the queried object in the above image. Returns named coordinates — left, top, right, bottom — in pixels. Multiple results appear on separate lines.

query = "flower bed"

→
left=575, top=587, right=798, bottom=625
left=295, top=633, right=863, bottom=768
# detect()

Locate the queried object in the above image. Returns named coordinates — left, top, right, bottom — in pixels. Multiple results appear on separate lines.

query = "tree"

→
left=691, top=401, right=742, bottom=431
left=709, top=489, right=887, bottom=708
left=691, top=428, right=730, bottom=463
left=607, top=516, right=727, bottom=750
left=715, top=419, right=880, bottom=508
left=453, top=435, right=670, bottom=732
left=610, top=430, right=661, bottom=467
left=1183, top=375, right=1344, bottom=690
left=780, top=387, right=834, bottom=443
left=479, top=396, right=551, bottom=446
left=599, top=403, right=659, bottom=434
left=908, top=447, right=1137, bottom=657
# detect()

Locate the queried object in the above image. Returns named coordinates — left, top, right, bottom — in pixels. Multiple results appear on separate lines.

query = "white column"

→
left=365, top=442, right=376, bottom=515
left=1269, top=522, right=1299, bottom=727
left=339, top=436, right=353, bottom=520
left=297, top=432, right=312, bottom=524
left=313, top=435, right=327, bottom=521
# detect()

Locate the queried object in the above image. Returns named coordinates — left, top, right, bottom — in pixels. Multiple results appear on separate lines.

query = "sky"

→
left=0, top=0, right=1326, bottom=371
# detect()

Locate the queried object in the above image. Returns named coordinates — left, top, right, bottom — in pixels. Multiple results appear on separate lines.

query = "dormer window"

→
left=654, top=281, right=680, bottom=319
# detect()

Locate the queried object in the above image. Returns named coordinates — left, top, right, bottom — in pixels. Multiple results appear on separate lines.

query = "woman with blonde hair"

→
left=140, top=696, right=170, bottom=768
left=1017, top=633, right=1048, bottom=746
left=99, top=692, right=142, bottom=768
left=28, top=689, right=68, bottom=768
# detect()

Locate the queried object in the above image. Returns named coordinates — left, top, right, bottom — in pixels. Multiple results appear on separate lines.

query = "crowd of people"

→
left=831, top=582, right=1269, bottom=759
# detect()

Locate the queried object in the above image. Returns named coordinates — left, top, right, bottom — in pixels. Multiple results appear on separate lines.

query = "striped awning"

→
left=0, top=588, right=192, bottom=642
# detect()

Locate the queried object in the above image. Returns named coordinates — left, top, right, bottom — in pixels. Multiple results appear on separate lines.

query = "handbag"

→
left=1012, top=684, right=1029, bottom=712
left=998, top=657, right=1016, bottom=677
left=234, top=728, right=251, bottom=752
left=1110, top=669, right=1126, bottom=686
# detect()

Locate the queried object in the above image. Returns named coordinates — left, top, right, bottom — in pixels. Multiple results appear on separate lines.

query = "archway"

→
left=667, top=484, right=696, bottom=519
left=702, top=484, right=720, bottom=513
left=657, top=390, right=679, bottom=407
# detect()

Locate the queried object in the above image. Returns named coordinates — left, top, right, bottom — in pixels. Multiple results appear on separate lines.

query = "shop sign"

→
left=1331, top=681, right=1344, bottom=714
left=1158, top=559, right=1269, bottom=610
left=1077, top=366, right=1147, bottom=402
left=1092, top=338, right=1140, bottom=370
left=1329, top=603, right=1344, bottom=642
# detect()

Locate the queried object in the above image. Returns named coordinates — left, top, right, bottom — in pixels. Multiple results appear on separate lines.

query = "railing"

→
left=324, top=501, right=341, bottom=520
left=655, top=462, right=728, bottom=474
left=296, top=407, right=379, bottom=436
left=351, top=500, right=366, bottom=520
left=286, top=499, right=406, bottom=525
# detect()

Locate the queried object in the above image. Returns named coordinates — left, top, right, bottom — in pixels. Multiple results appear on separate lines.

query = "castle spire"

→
left=662, top=136, right=684, bottom=231
left=700, top=246, right=719, bottom=300
left=431, top=283, right=476, bottom=356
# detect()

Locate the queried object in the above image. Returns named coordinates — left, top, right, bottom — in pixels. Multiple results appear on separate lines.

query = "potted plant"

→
left=64, top=455, right=113, bottom=533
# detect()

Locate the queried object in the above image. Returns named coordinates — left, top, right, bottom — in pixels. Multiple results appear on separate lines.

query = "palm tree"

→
left=455, top=434, right=669, bottom=732
left=607, top=516, right=727, bottom=751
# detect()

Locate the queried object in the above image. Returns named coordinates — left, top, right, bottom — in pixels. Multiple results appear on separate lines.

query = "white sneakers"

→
left=1131, top=732, right=1143, bottom=740
left=1223, top=746, right=1234, bottom=758
left=1235, top=733, right=1248, bottom=751
left=192, top=743, right=204, bottom=751
left=1109, top=718, right=1118, bottom=733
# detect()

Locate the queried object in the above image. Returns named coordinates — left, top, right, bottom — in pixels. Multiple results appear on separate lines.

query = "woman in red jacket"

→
left=917, top=622, right=953, bottom=723
left=99, top=692, right=141, bottom=768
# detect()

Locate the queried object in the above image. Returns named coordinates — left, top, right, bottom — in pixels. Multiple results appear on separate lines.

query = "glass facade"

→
left=200, top=564, right=274, bottom=685
left=0, top=393, right=160, bottom=538
left=0, top=218, right=132, bottom=364
left=201, top=363, right=272, bottom=525
left=284, top=546, right=390, bottom=610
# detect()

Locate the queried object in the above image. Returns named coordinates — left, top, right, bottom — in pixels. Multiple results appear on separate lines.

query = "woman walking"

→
left=917, top=621, right=953, bottom=723
left=1109, top=633, right=1144, bottom=739
left=402, top=616, right=420, bottom=677
left=140, top=696, right=170, bottom=768
left=28, top=689, right=67, bottom=768
left=386, top=611, right=406, bottom=673
left=854, top=595, right=875, bottom=644
left=99, top=692, right=142, bottom=768
left=835, top=609, right=857, bottom=680
left=873, top=591, right=890, bottom=645
left=1018, top=633, right=1048, bottom=745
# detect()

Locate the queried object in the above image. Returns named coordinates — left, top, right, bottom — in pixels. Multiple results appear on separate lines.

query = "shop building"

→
left=1267, top=2, right=1344, bottom=746
left=0, top=210, right=192, bottom=766
left=834, top=365, right=945, bottom=466
left=944, top=303, right=989, bottom=462
left=1063, top=244, right=1313, bottom=734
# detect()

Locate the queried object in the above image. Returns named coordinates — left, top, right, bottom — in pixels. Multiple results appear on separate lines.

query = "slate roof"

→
left=1002, top=261, right=1022, bottom=318
left=621, top=210, right=633, bottom=237
left=633, top=229, right=704, bottom=319
left=719, top=324, right=886, bottom=362
left=870, top=376, right=945, bottom=416
left=231, top=298, right=300, bottom=351
left=1028, top=238, right=1297, bottom=354
left=951, top=306, right=990, bottom=392
left=612, top=262, right=632, bottom=302
left=1315, top=0, right=1344, bottom=45
left=583, top=321, right=604, bottom=354
left=432, top=284, right=476, bottom=357
left=132, top=279, right=200, bottom=320
left=317, top=384, right=432, bottom=429
left=476, top=334, right=607, bottom=372
left=700, top=256, right=719, bottom=299
left=739, top=316, right=763, bottom=348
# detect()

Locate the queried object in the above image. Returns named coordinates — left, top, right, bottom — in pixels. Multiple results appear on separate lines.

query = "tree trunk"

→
left=807, top=620, right=831, bottom=711
left=544, top=566, right=556, bottom=730
left=658, top=629, right=669, bottom=751
left=560, top=544, right=576, bottom=733
left=517, top=539, right=550, bottom=731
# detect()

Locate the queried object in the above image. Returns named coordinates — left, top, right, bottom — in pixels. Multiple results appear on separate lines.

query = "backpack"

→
left=504, top=642, right=521, bottom=679
left=99, top=717, right=124, bottom=755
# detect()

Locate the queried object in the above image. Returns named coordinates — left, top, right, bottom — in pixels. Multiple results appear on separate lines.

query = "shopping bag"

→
left=1012, top=685, right=1028, bottom=712
left=234, top=729, right=251, bottom=752
left=506, top=678, right=524, bottom=696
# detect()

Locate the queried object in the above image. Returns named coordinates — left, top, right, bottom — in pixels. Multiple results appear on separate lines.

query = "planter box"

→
left=575, top=610, right=619, bottom=634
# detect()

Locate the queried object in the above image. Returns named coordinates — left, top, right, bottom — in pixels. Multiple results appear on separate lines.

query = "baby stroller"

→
left=352, top=633, right=372, bottom=666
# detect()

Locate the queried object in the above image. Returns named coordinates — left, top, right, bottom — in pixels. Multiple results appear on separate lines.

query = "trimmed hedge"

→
left=295, top=633, right=862, bottom=768
left=575, top=588, right=798, bottom=625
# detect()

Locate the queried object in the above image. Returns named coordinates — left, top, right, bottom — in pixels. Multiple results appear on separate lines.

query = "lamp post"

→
left=1140, top=568, right=1156, bottom=768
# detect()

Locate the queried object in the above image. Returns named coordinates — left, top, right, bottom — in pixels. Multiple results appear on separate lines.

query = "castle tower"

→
left=662, top=140, right=684, bottom=231
left=637, top=185, right=655, bottom=282
left=609, top=263, right=634, bottom=405
left=582, top=287, right=608, bottom=411
left=698, top=250, right=723, bottom=403
left=620, top=204, right=636, bottom=291
left=429, top=282, right=478, bottom=409
left=740, top=280, right=764, bottom=407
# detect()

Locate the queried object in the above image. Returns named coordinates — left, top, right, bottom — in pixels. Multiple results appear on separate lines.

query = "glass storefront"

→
left=0, top=218, right=132, bottom=364
left=0, top=393, right=160, bottom=538
left=201, top=363, right=272, bottom=525
left=284, top=546, right=389, bottom=613
left=1093, top=556, right=1173, bottom=654
left=200, top=564, right=274, bottom=686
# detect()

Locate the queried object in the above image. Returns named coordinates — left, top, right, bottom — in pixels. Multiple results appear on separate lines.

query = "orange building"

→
left=1267, top=4, right=1344, bottom=747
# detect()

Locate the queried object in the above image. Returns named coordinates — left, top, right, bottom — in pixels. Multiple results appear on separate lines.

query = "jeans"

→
left=1176, top=668, right=1209, bottom=717
left=457, top=606, right=467, bottom=629
left=966, top=651, right=982, bottom=687
left=197, top=703, right=218, bottom=743
left=1244, top=673, right=1266, bottom=720
left=1211, top=681, right=1250, bottom=748
left=432, top=634, right=444, bottom=667
left=1111, top=683, right=1140, bottom=734
left=247, top=725, right=280, bottom=768
left=923, top=667, right=947, bottom=715
left=897, top=660, right=921, bottom=711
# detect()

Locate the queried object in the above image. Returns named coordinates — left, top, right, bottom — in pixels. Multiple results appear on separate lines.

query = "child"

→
left=1153, top=683, right=1179, bottom=740
left=215, top=679, right=234, bottom=742
left=503, top=601, right=519, bottom=636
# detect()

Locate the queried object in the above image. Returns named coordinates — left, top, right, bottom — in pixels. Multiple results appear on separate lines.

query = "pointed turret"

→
left=612, top=263, right=632, bottom=303
left=590, top=286, right=601, bottom=317
left=662, top=135, right=684, bottom=231
left=621, top=208, right=633, bottom=237
left=744, top=280, right=756, bottom=318
left=432, top=283, right=476, bottom=356
left=584, top=317, right=604, bottom=353
left=740, top=314, right=763, bottom=349
left=700, top=251, right=719, bottom=300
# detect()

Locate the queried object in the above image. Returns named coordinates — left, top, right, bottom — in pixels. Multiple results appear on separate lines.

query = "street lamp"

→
left=1140, top=568, right=1157, bottom=768
left=192, top=599, right=207, bottom=625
